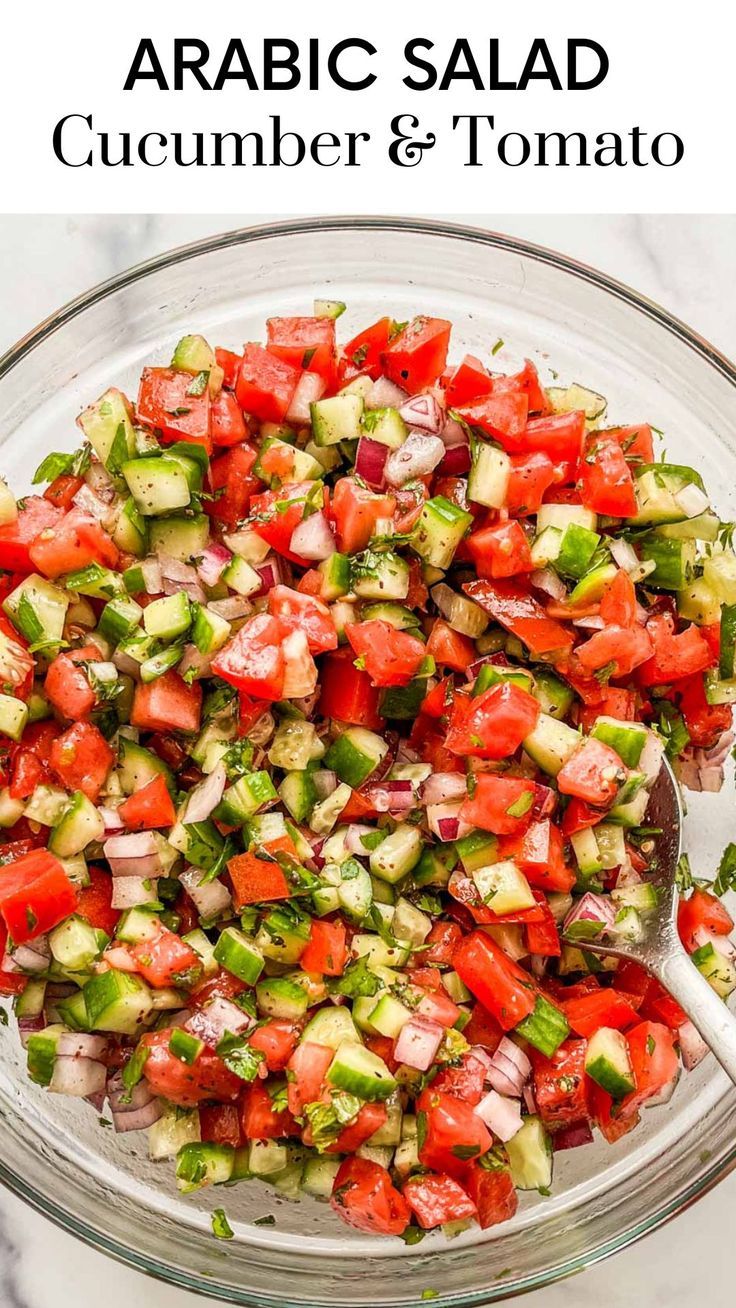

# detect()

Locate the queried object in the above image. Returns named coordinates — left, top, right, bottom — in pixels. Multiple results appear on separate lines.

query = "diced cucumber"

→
left=117, top=737, right=174, bottom=796
left=467, top=442, right=511, bottom=509
left=215, top=771, right=278, bottom=823
left=327, top=1040, right=397, bottom=1101
left=570, top=827, right=604, bottom=878
left=149, top=1104, right=201, bottom=1160
left=269, top=720, right=323, bottom=771
left=3, top=574, right=69, bottom=647
left=314, top=299, right=346, bottom=321
left=279, top=770, right=317, bottom=823
left=49, top=791, right=105, bottom=857
left=691, top=942, right=736, bottom=998
left=254, top=436, right=323, bottom=486
left=176, top=1142, right=234, bottom=1193
left=569, top=562, right=618, bottom=606
left=337, top=862, right=373, bottom=924
left=171, top=335, right=223, bottom=393
left=143, top=592, right=191, bottom=640
left=27, top=1026, right=64, bottom=1086
left=351, top=551, right=410, bottom=601
left=537, top=504, right=597, bottom=534
left=99, top=595, right=143, bottom=643
left=112, top=497, right=148, bottom=557
left=430, top=585, right=489, bottom=638
left=631, top=464, right=706, bottom=527
left=455, top=830, right=498, bottom=874
left=532, top=669, right=574, bottom=721
left=149, top=514, right=210, bottom=561
left=222, top=555, right=263, bottom=597
left=361, top=407, right=408, bottom=450
left=360, top=601, right=420, bottom=631
left=530, top=526, right=562, bottom=570
left=248, top=1139, right=288, bottom=1178
left=115, top=907, right=161, bottom=945
left=546, top=383, right=607, bottom=420
left=594, top=822, right=627, bottom=871
left=122, top=458, right=192, bottom=516
left=590, top=717, right=648, bottom=768
left=505, top=1116, right=553, bottom=1190
left=608, top=788, right=650, bottom=828
left=213, top=927, right=265, bottom=984
left=703, top=551, right=736, bottom=604
left=78, top=388, right=136, bottom=471
left=639, top=535, right=696, bottom=590
left=83, top=971, right=153, bottom=1034
left=301, top=1005, right=361, bottom=1049
left=412, top=496, right=473, bottom=570
left=256, top=976, right=310, bottom=1020
left=0, top=694, right=28, bottom=743
left=192, top=604, right=232, bottom=655
left=472, top=859, right=535, bottom=915
left=308, top=783, right=351, bottom=835
left=318, top=552, right=351, bottom=600
left=49, top=915, right=106, bottom=971
left=523, top=713, right=580, bottom=776
left=368, top=993, right=413, bottom=1039
left=515, top=994, right=570, bottom=1057
left=351, top=933, right=410, bottom=969
left=585, top=1027, right=635, bottom=1098
left=301, top=1155, right=342, bottom=1199
left=678, top=577, right=722, bottom=626
left=474, top=663, right=534, bottom=696
left=555, top=524, right=601, bottom=581
left=391, top=897, right=432, bottom=945
left=324, top=727, right=389, bottom=788
left=24, top=784, right=72, bottom=828
left=611, top=882, right=658, bottom=914
left=369, top=823, right=423, bottom=884
left=311, top=395, right=364, bottom=446
left=255, top=907, right=311, bottom=964
left=0, top=788, right=25, bottom=829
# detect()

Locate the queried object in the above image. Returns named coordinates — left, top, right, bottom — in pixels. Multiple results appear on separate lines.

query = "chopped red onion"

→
left=702, top=730, right=735, bottom=767
left=530, top=954, right=549, bottom=980
left=104, top=831, right=159, bottom=862
left=692, top=926, right=736, bottom=960
left=564, top=891, right=616, bottom=934
left=178, top=644, right=212, bottom=682
left=638, top=731, right=665, bottom=784
left=532, top=784, right=557, bottom=819
left=699, top=766, right=725, bottom=793
left=207, top=596, right=253, bottom=621
left=289, top=511, right=336, bottom=561
left=312, top=770, right=339, bottom=801
left=50, top=1056, right=107, bottom=1098
left=197, top=543, right=232, bottom=588
left=554, top=1120, right=594, bottom=1151
left=365, top=377, right=407, bottom=410
left=522, top=1083, right=537, bottom=1115
left=364, top=780, right=415, bottom=816
left=399, top=393, right=444, bottom=435
left=187, top=997, right=254, bottom=1048
left=108, top=1072, right=156, bottom=1113
left=57, top=1032, right=108, bottom=1060
left=440, top=416, right=469, bottom=449
left=393, top=1017, right=444, bottom=1071
left=17, top=1014, right=45, bottom=1046
left=608, top=539, right=640, bottom=574
left=286, top=370, right=326, bottom=425
left=488, top=1036, right=532, bottom=1095
left=113, top=648, right=144, bottom=679
left=138, top=557, right=163, bottom=595
left=159, top=556, right=206, bottom=603
left=102, top=945, right=138, bottom=972
left=420, top=772, right=468, bottom=806
left=679, top=1020, right=709, bottom=1070
left=183, top=762, right=227, bottom=825
left=474, top=1089, right=523, bottom=1141
left=11, top=938, right=51, bottom=974
left=99, top=805, right=125, bottom=836
left=427, top=800, right=471, bottom=842
left=573, top=615, right=606, bottom=631
left=111, top=877, right=159, bottom=910
left=385, top=434, right=445, bottom=487
left=255, top=556, right=285, bottom=594
left=179, top=867, right=232, bottom=919
left=112, top=1099, right=163, bottom=1133
left=73, top=485, right=117, bottom=526
left=437, top=444, right=471, bottom=476
left=344, top=824, right=374, bottom=855
left=530, top=568, right=567, bottom=602
left=355, top=436, right=390, bottom=490
left=437, top=816, right=460, bottom=841
left=674, top=482, right=709, bottom=519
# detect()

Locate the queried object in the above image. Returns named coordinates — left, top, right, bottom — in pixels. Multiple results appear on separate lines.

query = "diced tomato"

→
left=240, top=1078, right=296, bottom=1140
left=331, top=477, right=396, bottom=554
left=75, top=866, right=120, bottom=937
left=381, top=316, right=451, bottom=393
left=556, top=738, right=627, bottom=807
left=587, top=1078, right=641, bottom=1144
left=678, top=887, right=734, bottom=952
left=141, top=1028, right=241, bottom=1108
left=227, top=850, right=291, bottom=909
left=340, top=318, right=393, bottom=382
left=199, top=1103, right=242, bottom=1148
left=446, top=682, right=540, bottom=760
left=419, top=676, right=453, bottom=719
left=429, top=1050, right=489, bottom=1105
left=0, top=849, right=78, bottom=944
left=137, top=367, right=211, bottom=451
left=50, top=721, right=115, bottom=802
left=287, top=1042, right=334, bottom=1117
left=461, top=774, right=537, bottom=836
left=248, top=1020, right=301, bottom=1073
left=205, top=444, right=260, bottom=530
left=236, top=343, right=301, bottom=423
left=561, top=799, right=603, bottom=837
left=300, top=919, right=347, bottom=976
left=318, top=647, right=385, bottom=730
left=424, top=920, right=464, bottom=966
left=456, top=394, right=529, bottom=447
left=131, top=670, right=202, bottom=734
left=461, top=1005, right=504, bottom=1053
left=416, top=1089, right=492, bottom=1179
left=403, top=1174, right=477, bottom=1229
left=267, top=585, right=337, bottom=655
left=345, top=620, right=426, bottom=688
left=526, top=411, right=586, bottom=464
left=215, top=347, right=242, bottom=390
left=501, top=820, right=575, bottom=893
left=532, top=1038, right=588, bottom=1130
left=132, top=925, right=201, bottom=988
left=443, top=354, right=494, bottom=407
left=678, top=673, right=732, bottom=749
left=563, top=989, right=639, bottom=1038
left=44, top=474, right=84, bottom=510
left=29, top=508, right=118, bottom=579
left=579, top=688, right=637, bottom=735
left=425, top=620, right=476, bottom=672
left=9, top=721, right=61, bottom=800
left=210, top=389, right=248, bottom=448
left=0, top=919, right=28, bottom=996
left=0, top=496, right=63, bottom=572
left=638, top=614, right=714, bottom=686
left=249, top=481, right=325, bottom=564
left=579, top=438, right=637, bottom=517
left=525, top=895, right=562, bottom=957
left=599, top=570, right=637, bottom=628
left=574, top=624, right=654, bottom=680
left=190, top=968, right=246, bottom=1007
left=465, top=578, right=574, bottom=656
left=267, top=316, right=336, bottom=386
left=211, top=614, right=285, bottom=701
left=462, top=1161, right=518, bottom=1228
left=467, top=520, right=534, bottom=579
left=44, top=647, right=98, bottom=720
left=618, top=1021, right=678, bottom=1116
left=453, top=930, right=537, bottom=1030
left=639, top=980, right=688, bottom=1031
left=118, top=774, right=176, bottom=831
left=506, top=451, right=556, bottom=516
left=323, top=1101, right=388, bottom=1154
left=330, top=1157, right=410, bottom=1237
left=607, top=424, right=654, bottom=463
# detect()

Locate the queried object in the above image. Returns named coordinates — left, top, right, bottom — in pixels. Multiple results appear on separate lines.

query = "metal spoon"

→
left=562, top=756, right=736, bottom=1084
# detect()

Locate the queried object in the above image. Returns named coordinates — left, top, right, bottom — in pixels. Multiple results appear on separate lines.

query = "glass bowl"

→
left=1, top=217, right=735, bottom=1306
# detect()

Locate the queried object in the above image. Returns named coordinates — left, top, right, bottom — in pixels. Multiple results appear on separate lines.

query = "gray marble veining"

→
left=0, top=214, right=734, bottom=1308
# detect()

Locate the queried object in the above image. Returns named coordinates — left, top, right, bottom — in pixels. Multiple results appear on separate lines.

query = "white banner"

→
left=1, top=0, right=732, bottom=213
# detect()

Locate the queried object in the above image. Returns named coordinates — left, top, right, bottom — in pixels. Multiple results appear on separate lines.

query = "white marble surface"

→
left=0, top=214, right=734, bottom=1308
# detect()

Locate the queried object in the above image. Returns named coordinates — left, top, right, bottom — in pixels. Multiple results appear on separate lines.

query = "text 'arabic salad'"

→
left=0, top=304, right=735, bottom=1242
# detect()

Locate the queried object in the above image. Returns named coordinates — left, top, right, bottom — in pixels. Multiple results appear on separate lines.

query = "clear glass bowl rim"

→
left=1, top=214, right=735, bottom=1305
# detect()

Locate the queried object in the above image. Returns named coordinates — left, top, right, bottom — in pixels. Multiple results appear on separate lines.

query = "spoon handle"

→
left=653, top=946, right=736, bottom=1085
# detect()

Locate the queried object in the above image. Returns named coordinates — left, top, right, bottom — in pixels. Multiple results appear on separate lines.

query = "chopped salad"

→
left=0, top=305, right=734, bottom=1241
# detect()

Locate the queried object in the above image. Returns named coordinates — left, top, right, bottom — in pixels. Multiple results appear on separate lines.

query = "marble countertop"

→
left=0, top=214, right=735, bottom=1308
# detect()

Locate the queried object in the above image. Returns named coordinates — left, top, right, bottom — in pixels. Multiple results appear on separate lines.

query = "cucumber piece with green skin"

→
left=115, top=907, right=161, bottom=945
left=570, top=827, right=604, bottom=878
left=324, top=727, right=389, bottom=788
left=314, top=299, right=346, bottom=321
left=149, top=1104, right=201, bottom=1160
left=585, top=1027, right=635, bottom=1098
left=0, top=694, right=28, bottom=742
left=337, top=861, right=373, bottom=923
left=268, top=720, right=323, bottom=771
left=554, top=523, right=602, bottom=580
left=368, top=993, right=413, bottom=1038
left=638, top=535, right=696, bottom=590
left=411, top=496, right=474, bottom=570
left=473, top=860, right=535, bottom=915
left=99, top=595, right=143, bottom=643
left=14, top=978, right=47, bottom=1020
left=590, top=716, right=648, bottom=768
left=117, top=737, right=174, bottom=796
left=530, top=526, right=562, bottom=569
left=176, top=1142, right=234, bottom=1194
left=143, top=592, right=191, bottom=641
left=83, top=971, right=153, bottom=1034
left=678, top=577, right=722, bottom=626
left=63, top=562, right=125, bottom=601
left=515, top=994, right=570, bottom=1057
left=279, top=770, right=317, bottom=823
left=608, top=788, right=650, bottom=828
left=214, top=771, right=278, bottom=824
left=170, top=335, right=222, bottom=391
left=703, top=551, right=736, bottom=603
left=311, top=395, right=364, bottom=446
left=55, top=989, right=91, bottom=1031
left=248, top=1139, right=288, bottom=1178
left=411, top=847, right=454, bottom=889
left=658, top=511, right=720, bottom=542
left=213, top=927, right=265, bottom=984
left=301, top=1006, right=361, bottom=1049
left=455, top=830, right=497, bottom=874
left=191, top=604, right=232, bottom=655
left=546, top=382, right=607, bottom=420
left=27, top=1026, right=64, bottom=1086
left=327, top=1040, right=397, bottom=1101
left=256, top=976, right=310, bottom=1020
left=351, top=933, right=410, bottom=969
left=351, top=551, right=410, bottom=601
left=221, top=555, right=263, bottom=597
left=537, top=504, right=598, bottom=534
left=474, top=663, right=534, bottom=696
left=369, top=823, right=423, bottom=884
left=301, top=1155, right=343, bottom=1199
left=611, top=882, right=658, bottom=913
left=309, top=783, right=351, bottom=835
left=256, top=907, right=311, bottom=964
left=24, top=784, right=69, bottom=828
left=361, top=407, right=408, bottom=450
left=380, top=677, right=429, bottom=721
left=48, top=791, right=105, bottom=858
left=122, top=458, right=192, bottom=516
left=360, top=601, right=420, bottom=631
left=630, top=464, right=706, bottom=526
left=719, top=603, right=736, bottom=679
left=318, top=552, right=351, bottom=600
left=591, top=822, right=627, bottom=871
left=78, top=388, right=136, bottom=471
left=532, top=668, right=574, bottom=721
left=705, top=672, right=736, bottom=705
left=48, top=915, right=107, bottom=971
left=3, top=574, right=69, bottom=647
left=112, top=497, right=148, bottom=557
left=0, top=787, right=24, bottom=828
left=168, top=818, right=224, bottom=871
left=149, top=514, right=210, bottom=562
left=467, top=442, right=511, bottom=509
left=506, top=1116, right=553, bottom=1190
left=523, top=713, right=580, bottom=776
left=569, top=562, right=618, bottom=605
left=430, top=585, right=489, bottom=638
left=691, top=942, right=736, bottom=998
